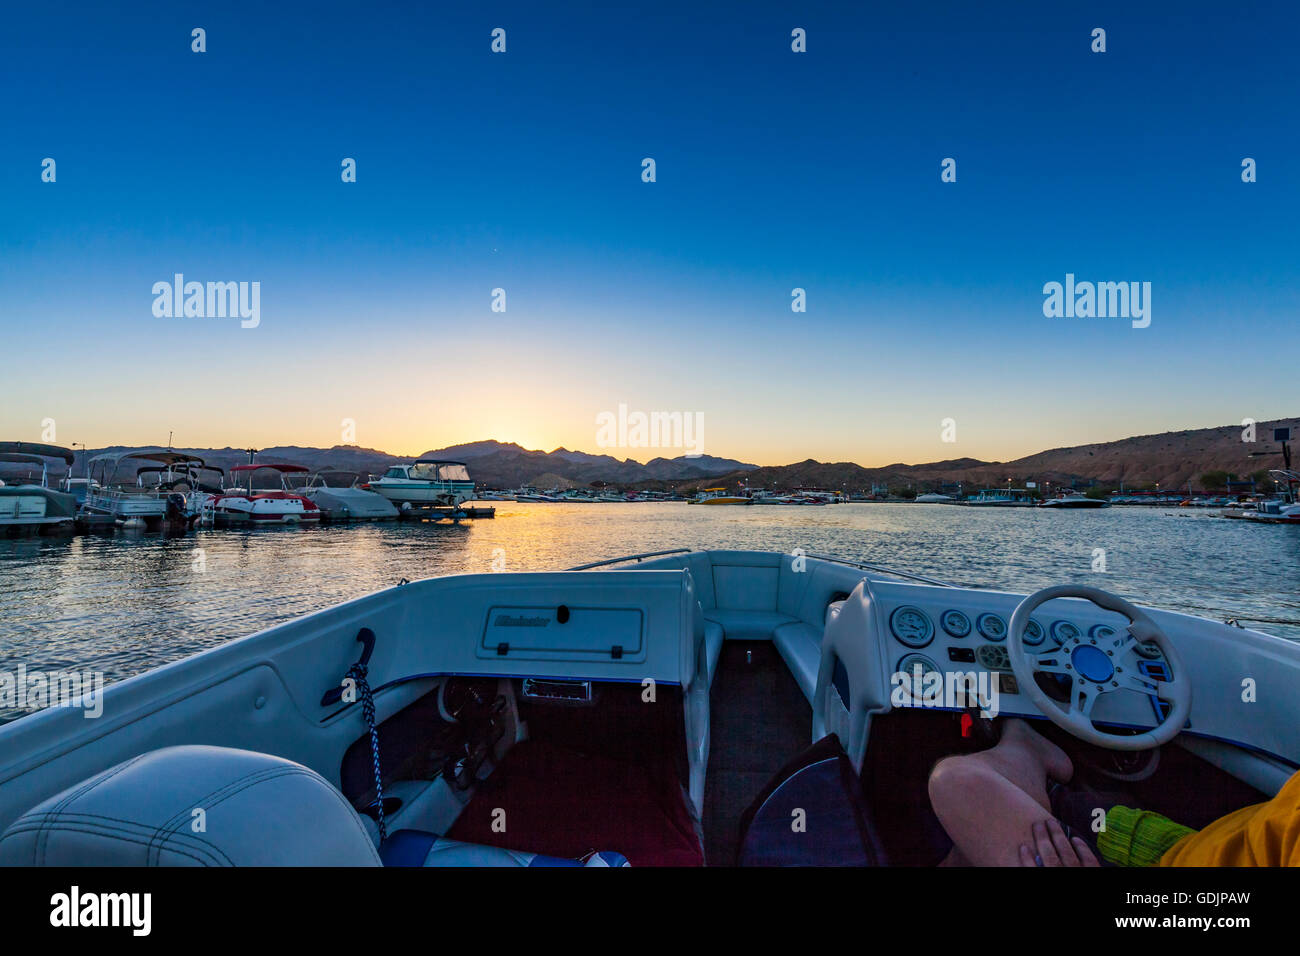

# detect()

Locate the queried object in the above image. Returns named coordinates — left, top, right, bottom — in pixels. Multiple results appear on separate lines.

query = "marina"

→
left=1, top=515, right=1297, bottom=869
left=3, top=0, right=1298, bottom=899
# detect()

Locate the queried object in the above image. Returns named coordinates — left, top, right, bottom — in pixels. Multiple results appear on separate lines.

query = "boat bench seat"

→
left=703, top=618, right=725, bottom=687
left=639, top=551, right=872, bottom=704
left=703, top=609, right=799, bottom=641
left=772, top=621, right=822, bottom=703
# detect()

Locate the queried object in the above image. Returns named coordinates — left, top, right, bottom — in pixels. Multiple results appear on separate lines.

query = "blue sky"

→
left=1, top=1, right=1297, bottom=464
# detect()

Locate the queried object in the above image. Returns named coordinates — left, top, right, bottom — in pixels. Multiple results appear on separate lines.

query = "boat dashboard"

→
left=838, top=576, right=1299, bottom=769
left=876, top=586, right=1170, bottom=726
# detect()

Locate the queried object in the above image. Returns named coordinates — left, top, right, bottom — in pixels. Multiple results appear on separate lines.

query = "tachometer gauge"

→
left=890, top=606, right=934, bottom=648
left=1023, top=619, right=1045, bottom=646
left=1050, top=620, right=1081, bottom=645
left=940, top=609, right=972, bottom=638
left=976, top=612, right=1007, bottom=642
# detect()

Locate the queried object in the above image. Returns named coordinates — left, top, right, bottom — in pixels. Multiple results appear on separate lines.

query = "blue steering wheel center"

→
left=1071, top=645, right=1114, bottom=683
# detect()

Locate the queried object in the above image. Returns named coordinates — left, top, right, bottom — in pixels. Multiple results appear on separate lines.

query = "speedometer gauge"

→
left=940, top=609, right=972, bottom=638
left=976, top=612, right=1007, bottom=641
left=890, top=606, right=934, bottom=648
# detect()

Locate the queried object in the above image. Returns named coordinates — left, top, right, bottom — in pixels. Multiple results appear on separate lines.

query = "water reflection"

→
left=2, top=503, right=1297, bottom=722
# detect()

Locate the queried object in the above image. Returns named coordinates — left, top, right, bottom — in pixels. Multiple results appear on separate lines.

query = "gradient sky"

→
left=2, top=1, right=1297, bottom=466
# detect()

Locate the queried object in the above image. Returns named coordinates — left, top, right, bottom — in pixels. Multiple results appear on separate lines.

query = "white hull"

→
left=0, top=549, right=1295, bottom=870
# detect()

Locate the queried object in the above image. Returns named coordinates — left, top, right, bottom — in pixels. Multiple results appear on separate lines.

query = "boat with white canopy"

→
left=0, top=442, right=79, bottom=536
left=81, top=449, right=198, bottom=531
left=365, top=460, right=475, bottom=509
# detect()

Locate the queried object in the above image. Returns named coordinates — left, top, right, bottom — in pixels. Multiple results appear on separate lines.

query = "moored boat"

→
left=688, top=487, right=752, bottom=505
left=82, top=449, right=196, bottom=531
left=207, top=464, right=322, bottom=526
left=365, top=460, right=475, bottom=509
left=1038, top=492, right=1110, bottom=509
left=0, top=443, right=79, bottom=536
left=961, top=488, right=1037, bottom=507
left=290, top=470, right=399, bottom=521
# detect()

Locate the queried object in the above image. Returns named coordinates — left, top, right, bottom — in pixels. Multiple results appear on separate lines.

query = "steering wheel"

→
left=1007, top=585, right=1191, bottom=750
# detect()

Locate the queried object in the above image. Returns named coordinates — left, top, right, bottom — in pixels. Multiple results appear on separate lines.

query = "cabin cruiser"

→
left=914, top=493, right=955, bottom=503
left=1038, top=492, right=1110, bottom=509
left=0, top=443, right=79, bottom=536
left=0, top=547, right=1293, bottom=868
left=81, top=449, right=196, bottom=531
left=289, top=470, right=399, bottom=521
left=689, top=488, right=752, bottom=505
left=207, top=464, right=322, bottom=526
left=366, top=460, right=475, bottom=509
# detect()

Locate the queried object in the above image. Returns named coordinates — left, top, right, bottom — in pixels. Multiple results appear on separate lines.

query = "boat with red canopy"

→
left=207, top=464, right=322, bottom=526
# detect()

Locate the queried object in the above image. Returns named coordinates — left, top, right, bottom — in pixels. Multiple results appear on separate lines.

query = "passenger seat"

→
left=0, top=746, right=628, bottom=867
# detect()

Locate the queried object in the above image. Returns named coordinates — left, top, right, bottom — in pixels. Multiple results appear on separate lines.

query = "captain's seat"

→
left=0, top=746, right=627, bottom=867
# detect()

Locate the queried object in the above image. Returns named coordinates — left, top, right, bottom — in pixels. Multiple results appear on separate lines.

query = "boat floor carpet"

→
left=445, top=738, right=705, bottom=866
left=703, top=640, right=811, bottom=865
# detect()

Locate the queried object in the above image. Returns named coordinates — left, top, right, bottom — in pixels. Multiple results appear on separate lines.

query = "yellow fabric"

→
left=1160, top=770, right=1300, bottom=866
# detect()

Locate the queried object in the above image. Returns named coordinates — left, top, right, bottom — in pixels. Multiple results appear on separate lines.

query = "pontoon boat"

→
left=81, top=449, right=200, bottom=531
left=0, top=443, right=79, bottom=536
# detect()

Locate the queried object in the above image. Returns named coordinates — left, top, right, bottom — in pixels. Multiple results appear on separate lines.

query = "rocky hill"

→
left=690, top=418, right=1296, bottom=493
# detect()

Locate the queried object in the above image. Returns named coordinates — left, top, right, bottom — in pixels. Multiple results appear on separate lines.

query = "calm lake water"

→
left=2, top=502, right=1298, bottom=722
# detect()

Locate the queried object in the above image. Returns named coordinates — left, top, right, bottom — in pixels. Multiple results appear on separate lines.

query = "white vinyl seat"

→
left=771, top=600, right=845, bottom=703
left=703, top=618, right=725, bottom=686
left=0, top=746, right=628, bottom=867
left=0, top=745, right=382, bottom=867
left=772, top=622, right=822, bottom=702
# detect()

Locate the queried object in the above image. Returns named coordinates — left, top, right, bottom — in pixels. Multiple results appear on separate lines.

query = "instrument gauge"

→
left=1023, top=619, right=1046, bottom=646
left=940, top=609, right=972, bottom=638
left=895, top=653, right=942, bottom=704
left=1050, top=620, right=1082, bottom=645
left=1088, top=622, right=1160, bottom=658
left=890, top=606, right=934, bottom=648
left=976, top=612, right=1007, bottom=642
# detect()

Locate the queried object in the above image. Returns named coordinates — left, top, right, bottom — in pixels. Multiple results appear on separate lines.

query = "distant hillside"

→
left=416, top=441, right=756, bottom=488
left=55, top=441, right=756, bottom=488
left=13, top=417, right=1292, bottom=494
left=684, top=418, right=1297, bottom=494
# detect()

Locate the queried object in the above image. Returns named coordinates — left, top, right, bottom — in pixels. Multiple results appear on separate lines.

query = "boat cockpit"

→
left=0, top=550, right=1295, bottom=866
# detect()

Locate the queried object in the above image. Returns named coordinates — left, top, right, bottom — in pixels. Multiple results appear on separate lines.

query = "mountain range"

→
left=19, top=416, right=1295, bottom=492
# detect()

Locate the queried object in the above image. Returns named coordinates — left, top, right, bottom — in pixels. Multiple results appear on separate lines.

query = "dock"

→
left=397, top=504, right=496, bottom=522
